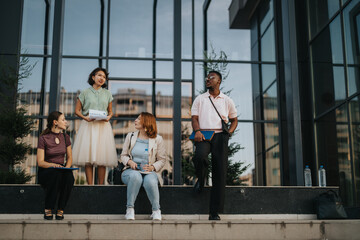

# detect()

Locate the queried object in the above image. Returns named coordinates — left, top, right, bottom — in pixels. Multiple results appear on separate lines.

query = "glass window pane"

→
left=156, top=82, right=173, bottom=118
left=194, top=0, right=204, bottom=59
left=21, top=0, right=54, bottom=54
left=182, top=61, right=192, bottom=80
left=60, top=59, right=98, bottom=115
left=156, top=0, right=173, bottom=58
left=109, top=81, right=153, bottom=117
left=21, top=120, right=40, bottom=184
left=347, top=66, right=360, bottom=96
left=349, top=97, right=360, bottom=205
left=308, top=0, right=340, bottom=39
left=109, top=0, right=152, bottom=57
left=181, top=82, right=192, bottom=119
left=343, top=0, right=360, bottom=65
left=157, top=120, right=173, bottom=183
left=329, top=16, right=344, bottom=64
left=63, top=0, right=103, bottom=56
left=261, top=64, right=276, bottom=91
left=221, top=64, right=253, bottom=120
left=182, top=0, right=192, bottom=59
left=18, top=57, right=50, bottom=116
left=264, top=123, right=280, bottom=186
left=336, top=123, right=354, bottom=206
left=181, top=121, right=194, bottom=185
left=109, top=60, right=152, bottom=78
left=230, top=122, right=255, bottom=184
left=260, top=0, right=274, bottom=35
left=194, top=63, right=205, bottom=97
left=263, top=83, right=278, bottom=121
left=315, top=110, right=345, bottom=187
left=333, top=66, right=346, bottom=101
left=207, top=0, right=251, bottom=61
left=261, top=22, right=275, bottom=62
left=311, top=19, right=344, bottom=115
left=156, top=61, right=173, bottom=79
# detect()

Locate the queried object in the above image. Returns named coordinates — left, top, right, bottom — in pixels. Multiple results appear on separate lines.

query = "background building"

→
left=0, top=0, right=359, bottom=208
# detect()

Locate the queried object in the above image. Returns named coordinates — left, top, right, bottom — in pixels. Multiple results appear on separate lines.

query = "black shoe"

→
left=193, top=179, right=203, bottom=193
left=208, top=214, right=221, bottom=221
left=55, top=210, right=64, bottom=220
left=44, top=209, right=53, bottom=220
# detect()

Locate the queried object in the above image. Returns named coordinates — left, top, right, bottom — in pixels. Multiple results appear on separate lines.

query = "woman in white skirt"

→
left=72, top=67, right=117, bottom=185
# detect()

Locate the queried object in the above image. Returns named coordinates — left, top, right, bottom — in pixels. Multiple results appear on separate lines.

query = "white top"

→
left=191, top=91, right=237, bottom=131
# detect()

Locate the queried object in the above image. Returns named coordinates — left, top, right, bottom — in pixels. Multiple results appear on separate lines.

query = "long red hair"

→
left=140, top=112, right=157, bottom=138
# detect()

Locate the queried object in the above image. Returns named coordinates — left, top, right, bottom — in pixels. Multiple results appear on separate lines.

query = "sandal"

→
left=44, top=209, right=53, bottom=220
left=56, top=209, right=64, bottom=220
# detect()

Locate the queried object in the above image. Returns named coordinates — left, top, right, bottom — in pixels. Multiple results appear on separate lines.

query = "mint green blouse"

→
left=78, top=87, right=113, bottom=116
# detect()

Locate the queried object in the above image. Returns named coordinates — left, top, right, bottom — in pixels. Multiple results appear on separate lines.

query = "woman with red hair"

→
left=120, top=112, right=167, bottom=220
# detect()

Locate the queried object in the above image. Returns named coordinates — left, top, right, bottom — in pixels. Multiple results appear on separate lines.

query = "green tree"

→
left=181, top=45, right=251, bottom=186
left=0, top=57, right=35, bottom=183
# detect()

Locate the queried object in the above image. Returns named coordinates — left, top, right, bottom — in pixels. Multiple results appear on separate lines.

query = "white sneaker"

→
left=125, top=208, right=135, bottom=220
left=151, top=210, right=162, bottom=220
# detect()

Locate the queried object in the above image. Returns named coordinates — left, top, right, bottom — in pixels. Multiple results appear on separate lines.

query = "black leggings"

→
left=38, top=168, right=74, bottom=210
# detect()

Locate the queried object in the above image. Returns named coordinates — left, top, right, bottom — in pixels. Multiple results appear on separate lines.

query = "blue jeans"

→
left=121, top=169, right=160, bottom=211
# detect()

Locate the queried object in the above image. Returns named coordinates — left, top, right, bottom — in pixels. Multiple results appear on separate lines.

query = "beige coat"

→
left=120, top=131, right=167, bottom=184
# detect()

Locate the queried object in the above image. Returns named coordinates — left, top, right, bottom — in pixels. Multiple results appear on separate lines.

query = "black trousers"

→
left=38, top=168, right=74, bottom=210
left=192, top=132, right=229, bottom=214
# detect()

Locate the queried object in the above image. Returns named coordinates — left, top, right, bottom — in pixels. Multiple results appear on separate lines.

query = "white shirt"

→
left=191, top=91, right=237, bottom=131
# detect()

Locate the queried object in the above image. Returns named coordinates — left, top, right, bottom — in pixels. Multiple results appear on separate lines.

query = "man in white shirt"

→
left=191, top=70, right=238, bottom=221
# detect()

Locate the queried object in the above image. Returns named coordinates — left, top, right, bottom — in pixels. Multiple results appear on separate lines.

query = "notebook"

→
left=189, top=131, right=215, bottom=141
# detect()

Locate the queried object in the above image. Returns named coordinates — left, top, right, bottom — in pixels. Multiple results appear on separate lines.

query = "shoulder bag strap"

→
left=128, top=133, right=134, bottom=159
left=208, top=96, right=223, bottom=121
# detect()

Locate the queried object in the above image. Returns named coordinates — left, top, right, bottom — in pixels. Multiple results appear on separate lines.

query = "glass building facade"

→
left=0, top=0, right=359, bottom=207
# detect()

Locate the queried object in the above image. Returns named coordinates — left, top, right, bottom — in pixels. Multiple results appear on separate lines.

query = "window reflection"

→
left=109, top=60, right=152, bottom=78
left=344, top=0, right=360, bottom=65
left=109, top=0, right=152, bottom=57
left=181, top=82, right=192, bottom=118
left=182, top=0, right=192, bottom=59
left=18, top=57, right=51, bottom=116
left=221, top=64, right=253, bottom=120
left=336, top=123, right=354, bottom=206
left=156, top=0, right=174, bottom=58
left=156, top=61, right=173, bottom=79
left=308, top=0, right=340, bottom=38
left=63, top=0, right=103, bottom=56
left=333, top=67, right=346, bottom=101
left=349, top=97, right=360, bottom=205
left=260, top=0, right=274, bottom=35
left=21, top=0, right=54, bottom=54
left=60, top=59, right=98, bottom=115
left=207, top=0, right=251, bottom=61
left=347, top=66, right=360, bottom=96
left=261, top=64, right=276, bottom=91
left=263, top=84, right=278, bottom=121
left=261, top=22, right=276, bottom=62
left=109, top=81, right=153, bottom=117
left=156, top=82, right=173, bottom=118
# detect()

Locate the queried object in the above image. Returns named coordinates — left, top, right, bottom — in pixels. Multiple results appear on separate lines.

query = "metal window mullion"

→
left=173, top=0, right=182, bottom=185
left=48, top=0, right=65, bottom=113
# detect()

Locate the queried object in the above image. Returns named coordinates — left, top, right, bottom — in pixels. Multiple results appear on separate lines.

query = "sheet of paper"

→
left=89, top=109, right=107, bottom=120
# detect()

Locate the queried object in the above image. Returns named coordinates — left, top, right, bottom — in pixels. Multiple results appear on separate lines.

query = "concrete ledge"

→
left=0, top=219, right=359, bottom=240
left=0, top=185, right=339, bottom=215
left=0, top=214, right=317, bottom=221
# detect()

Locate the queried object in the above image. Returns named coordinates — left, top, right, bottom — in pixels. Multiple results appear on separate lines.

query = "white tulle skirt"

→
left=72, top=120, right=118, bottom=167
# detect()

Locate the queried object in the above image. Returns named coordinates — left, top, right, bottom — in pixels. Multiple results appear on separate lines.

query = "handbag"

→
left=208, top=96, right=230, bottom=134
left=109, top=133, right=134, bottom=184
left=315, top=190, right=348, bottom=219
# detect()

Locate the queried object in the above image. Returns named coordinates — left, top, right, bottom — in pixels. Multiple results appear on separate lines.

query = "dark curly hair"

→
left=87, top=67, right=109, bottom=88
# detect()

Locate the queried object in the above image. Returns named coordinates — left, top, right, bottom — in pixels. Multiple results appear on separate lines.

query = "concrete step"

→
left=1, top=218, right=359, bottom=240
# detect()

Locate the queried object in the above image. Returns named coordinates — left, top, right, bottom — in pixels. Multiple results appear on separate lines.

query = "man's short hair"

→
left=209, top=70, right=222, bottom=81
